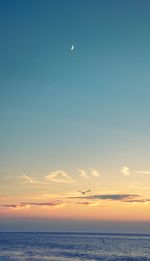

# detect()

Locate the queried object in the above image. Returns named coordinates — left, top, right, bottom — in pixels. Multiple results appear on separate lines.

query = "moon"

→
left=71, top=45, right=74, bottom=51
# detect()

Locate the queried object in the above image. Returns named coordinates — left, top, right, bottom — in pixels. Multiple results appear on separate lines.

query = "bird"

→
left=77, top=189, right=91, bottom=195
left=71, top=45, right=74, bottom=51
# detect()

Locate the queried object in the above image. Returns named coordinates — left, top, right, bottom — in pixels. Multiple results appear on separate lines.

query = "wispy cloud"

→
left=86, top=194, right=138, bottom=201
left=122, top=198, right=150, bottom=203
left=121, top=166, right=130, bottom=176
left=0, top=201, right=64, bottom=210
left=135, top=170, right=150, bottom=175
left=22, top=173, right=34, bottom=183
left=21, top=173, right=47, bottom=185
left=0, top=204, right=30, bottom=210
left=68, top=193, right=150, bottom=205
left=121, top=167, right=150, bottom=177
left=78, top=168, right=100, bottom=178
left=69, top=193, right=139, bottom=202
left=21, top=201, right=63, bottom=207
left=76, top=201, right=104, bottom=207
left=89, top=168, right=100, bottom=177
left=77, top=169, right=90, bottom=179
left=45, top=170, right=74, bottom=183
left=20, top=167, right=100, bottom=186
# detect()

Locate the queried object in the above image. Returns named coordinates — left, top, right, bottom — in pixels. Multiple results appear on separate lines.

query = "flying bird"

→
left=77, top=189, right=91, bottom=195
left=71, top=45, right=74, bottom=51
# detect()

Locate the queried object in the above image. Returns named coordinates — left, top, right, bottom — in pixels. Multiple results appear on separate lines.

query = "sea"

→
left=0, top=233, right=150, bottom=261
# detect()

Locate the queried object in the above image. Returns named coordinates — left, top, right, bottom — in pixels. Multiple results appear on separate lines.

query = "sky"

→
left=1, top=0, right=150, bottom=233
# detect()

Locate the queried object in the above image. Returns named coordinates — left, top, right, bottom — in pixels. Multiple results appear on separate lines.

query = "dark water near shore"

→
left=0, top=232, right=150, bottom=260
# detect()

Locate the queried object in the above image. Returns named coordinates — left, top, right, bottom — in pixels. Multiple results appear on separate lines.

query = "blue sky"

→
left=1, top=0, right=150, bottom=231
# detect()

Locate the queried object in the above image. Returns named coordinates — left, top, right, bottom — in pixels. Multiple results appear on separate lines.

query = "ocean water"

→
left=0, top=233, right=150, bottom=261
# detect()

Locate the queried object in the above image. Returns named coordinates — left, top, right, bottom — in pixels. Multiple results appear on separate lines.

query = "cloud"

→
left=21, top=174, right=47, bottom=185
left=86, top=194, right=138, bottom=201
left=0, top=204, right=30, bottom=210
left=121, top=166, right=130, bottom=176
left=121, top=167, right=150, bottom=177
left=21, top=201, right=62, bottom=207
left=123, top=199, right=150, bottom=203
left=0, top=201, right=64, bottom=210
left=135, top=170, right=150, bottom=175
left=76, top=201, right=104, bottom=207
left=68, top=193, right=150, bottom=205
left=89, top=168, right=100, bottom=177
left=78, top=168, right=100, bottom=178
left=21, top=167, right=100, bottom=186
left=45, top=170, right=74, bottom=183
left=78, top=169, right=89, bottom=179
left=22, top=173, right=33, bottom=183
left=120, top=167, right=150, bottom=176
left=69, top=193, right=139, bottom=202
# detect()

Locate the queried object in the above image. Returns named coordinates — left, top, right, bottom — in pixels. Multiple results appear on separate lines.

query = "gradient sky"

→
left=1, top=0, right=150, bottom=233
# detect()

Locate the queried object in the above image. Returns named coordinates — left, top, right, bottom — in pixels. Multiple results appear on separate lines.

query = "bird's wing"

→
left=85, top=190, right=91, bottom=193
left=77, top=190, right=83, bottom=193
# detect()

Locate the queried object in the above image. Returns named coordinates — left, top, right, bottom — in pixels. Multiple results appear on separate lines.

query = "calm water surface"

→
left=0, top=233, right=150, bottom=261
